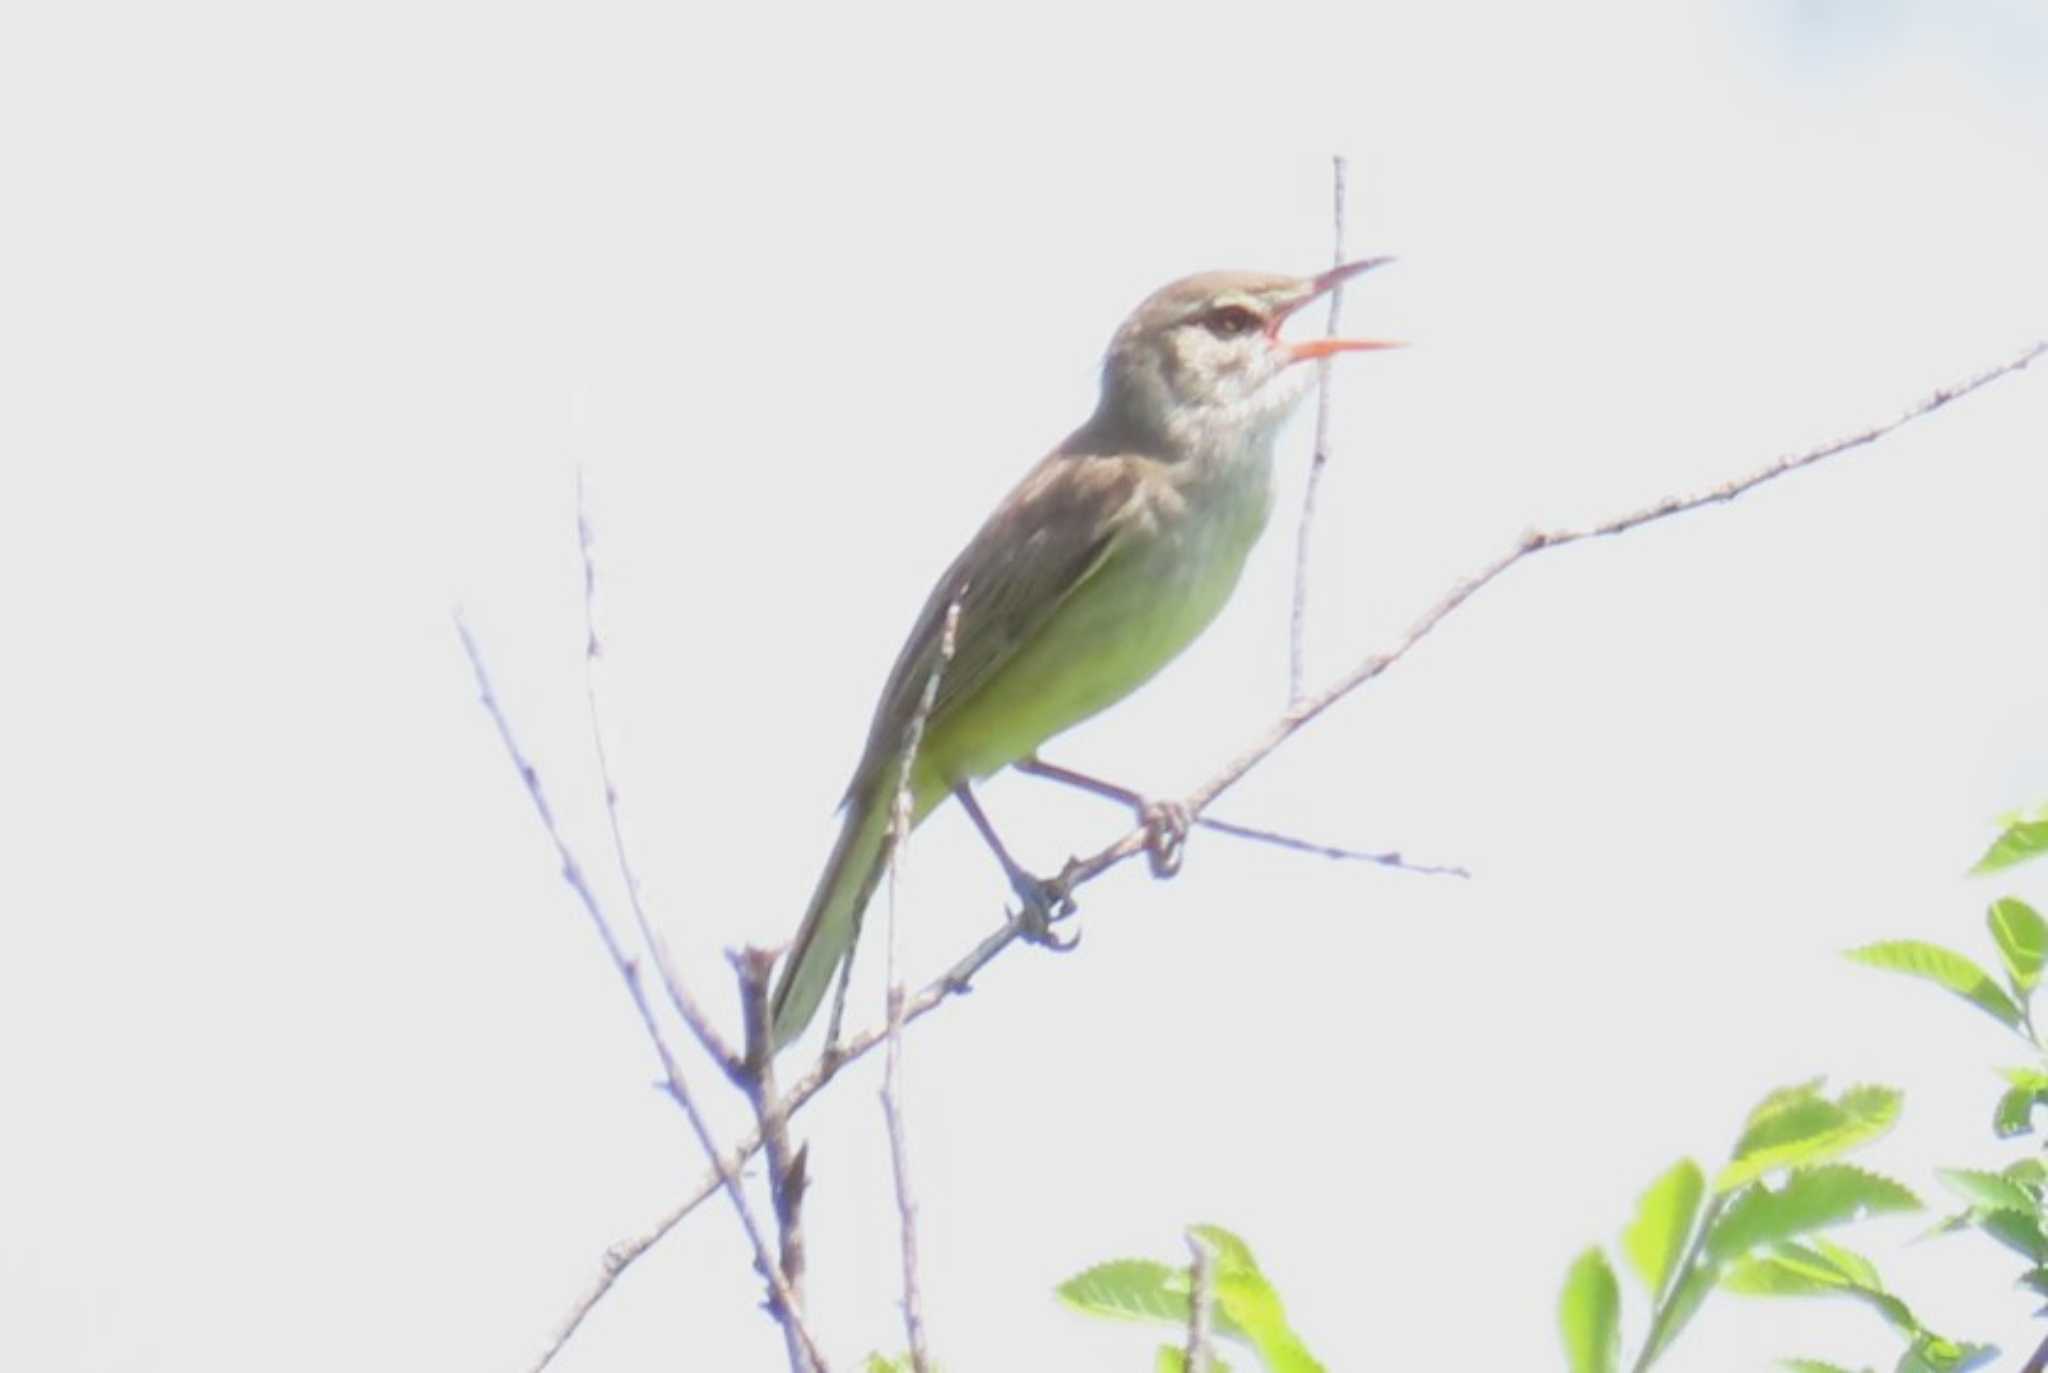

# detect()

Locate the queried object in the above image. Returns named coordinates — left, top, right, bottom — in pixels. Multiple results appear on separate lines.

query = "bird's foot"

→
left=1008, top=870, right=1080, bottom=951
left=1141, top=799, right=1191, bottom=878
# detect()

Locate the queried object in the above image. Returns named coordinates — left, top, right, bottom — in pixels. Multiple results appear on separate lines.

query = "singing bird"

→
left=770, top=259, right=1398, bottom=1049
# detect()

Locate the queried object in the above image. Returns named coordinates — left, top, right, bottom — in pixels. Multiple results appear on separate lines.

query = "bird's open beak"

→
left=1275, top=255, right=1401, bottom=362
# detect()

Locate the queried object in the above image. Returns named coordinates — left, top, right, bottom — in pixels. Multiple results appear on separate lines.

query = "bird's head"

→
left=1098, top=258, right=1399, bottom=451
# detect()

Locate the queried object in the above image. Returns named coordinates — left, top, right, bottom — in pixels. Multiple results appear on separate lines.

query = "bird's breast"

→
left=915, top=434, right=1278, bottom=786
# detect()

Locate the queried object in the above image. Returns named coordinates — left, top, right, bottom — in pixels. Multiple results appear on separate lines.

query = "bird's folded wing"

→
left=843, top=448, right=1151, bottom=804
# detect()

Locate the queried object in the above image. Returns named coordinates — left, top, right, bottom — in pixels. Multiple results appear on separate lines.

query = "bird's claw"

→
left=1141, top=799, right=1190, bottom=878
left=1009, top=872, right=1080, bottom=951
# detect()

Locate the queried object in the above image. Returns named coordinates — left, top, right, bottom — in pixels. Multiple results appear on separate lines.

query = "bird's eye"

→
left=1202, top=306, right=1263, bottom=338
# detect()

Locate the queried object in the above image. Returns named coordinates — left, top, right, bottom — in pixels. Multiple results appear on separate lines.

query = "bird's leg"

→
left=1014, top=755, right=1190, bottom=879
left=952, top=782, right=1079, bottom=950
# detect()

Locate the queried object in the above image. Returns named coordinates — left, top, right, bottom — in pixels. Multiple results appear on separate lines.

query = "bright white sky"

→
left=4, top=1, right=2047, bottom=1370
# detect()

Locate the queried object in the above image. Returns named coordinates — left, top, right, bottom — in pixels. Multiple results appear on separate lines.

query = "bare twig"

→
left=2020, top=1327, right=2048, bottom=1373
left=1184, top=1230, right=1216, bottom=1373
left=576, top=473, right=742, bottom=1080
left=881, top=595, right=961, bottom=1373
left=881, top=988, right=931, bottom=1372
left=735, top=946, right=814, bottom=1363
left=1192, top=815, right=1469, bottom=878
left=519, top=334, right=2047, bottom=1368
left=1178, top=337, right=2048, bottom=826
left=1288, top=153, right=1350, bottom=704
left=1013, top=754, right=1464, bottom=878
left=458, top=621, right=828, bottom=1373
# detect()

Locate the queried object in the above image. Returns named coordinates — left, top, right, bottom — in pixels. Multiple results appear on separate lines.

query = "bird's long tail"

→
left=769, top=789, right=896, bottom=1050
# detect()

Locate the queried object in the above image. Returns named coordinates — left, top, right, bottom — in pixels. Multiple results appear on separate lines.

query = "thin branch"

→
left=1288, top=153, right=1351, bottom=704
left=580, top=478, right=816, bottom=1361
left=881, top=987, right=931, bottom=1373
left=1180, top=336, right=2048, bottom=825
left=882, top=595, right=961, bottom=1373
left=734, top=946, right=814, bottom=1368
left=1184, top=1230, right=1216, bottom=1373
left=1192, top=815, right=1468, bottom=878
left=1013, top=754, right=1464, bottom=878
left=576, top=472, right=742, bottom=1080
left=458, top=620, right=828, bottom=1373
left=520, top=333, right=2047, bottom=1368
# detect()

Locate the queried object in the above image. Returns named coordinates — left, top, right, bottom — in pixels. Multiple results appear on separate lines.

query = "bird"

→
left=770, top=258, right=1398, bottom=1050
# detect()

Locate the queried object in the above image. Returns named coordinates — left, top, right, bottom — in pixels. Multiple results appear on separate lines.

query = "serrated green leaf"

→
left=1058, top=1259, right=1186, bottom=1327
left=1058, top=1250, right=1258, bottom=1346
left=1990, top=899, right=2048, bottom=996
left=1725, top=1241, right=1922, bottom=1336
left=1624, top=1159, right=1704, bottom=1299
left=1559, top=1248, right=1620, bottom=1373
left=1708, top=1166, right=1921, bottom=1259
left=1935, top=1167, right=2037, bottom=1213
left=1978, top=1208, right=2048, bottom=1263
left=1845, top=941, right=2023, bottom=1030
left=1973, top=816, right=2048, bottom=875
left=1810, top=1237, right=1883, bottom=1291
left=1994, top=1085, right=2043, bottom=1138
left=1719, top=1084, right=1902, bottom=1191
left=1723, top=1251, right=1853, bottom=1297
left=2006, top=1159, right=2048, bottom=1189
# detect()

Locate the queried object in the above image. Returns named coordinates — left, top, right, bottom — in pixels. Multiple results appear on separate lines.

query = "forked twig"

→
left=458, top=621, right=828, bottom=1373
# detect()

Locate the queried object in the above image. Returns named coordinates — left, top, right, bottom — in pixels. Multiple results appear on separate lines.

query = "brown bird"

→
left=771, top=259, right=1398, bottom=1049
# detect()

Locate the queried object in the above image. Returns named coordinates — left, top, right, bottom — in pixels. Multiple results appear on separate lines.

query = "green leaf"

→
left=1719, top=1084, right=1903, bottom=1191
left=1972, top=814, right=2048, bottom=875
left=2005, top=1159, right=2048, bottom=1189
left=1722, top=1250, right=1853, bottom=1297
left=1895, top=1338, right=1998, bottom=1373
left=1210, top=1270, right=1321, bottom=1373
left=2018, top=1267, right=2048, bottom=1299
left=1154, top=1347, right=1233, bottom=1373
left=1844, top=941, right=2023, bottom=1031
left=1722, top=1241, right=1919, bottom=1334
left=1058, top=1255, right=1256, bottom=1348
left=1559, top=1248, right=1620, bottom=1373
left=1624, top=1159, right=1705, bottom=1299
left=1058, top=1259, right=1187, bottom=1327
left=1707, top=1166, right=1921, bottom=1259
left=1780, top=1361, right=1869, bottom=1373
left=861, top=1358, right=912, bottom=1373
left=1989, top=898, right=2048, bottom=996
left=1977, top=1208, right=2048, bottom=1263
left=1993, top=1085, right=2044, bottom=1138
left=1810, top=1237, right=1883, bottom=1292
left=1935, top=1167, right=2037, bottom=1214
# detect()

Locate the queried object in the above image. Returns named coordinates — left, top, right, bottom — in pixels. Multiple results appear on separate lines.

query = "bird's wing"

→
left=843, top=447, right=1152, bottom=804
